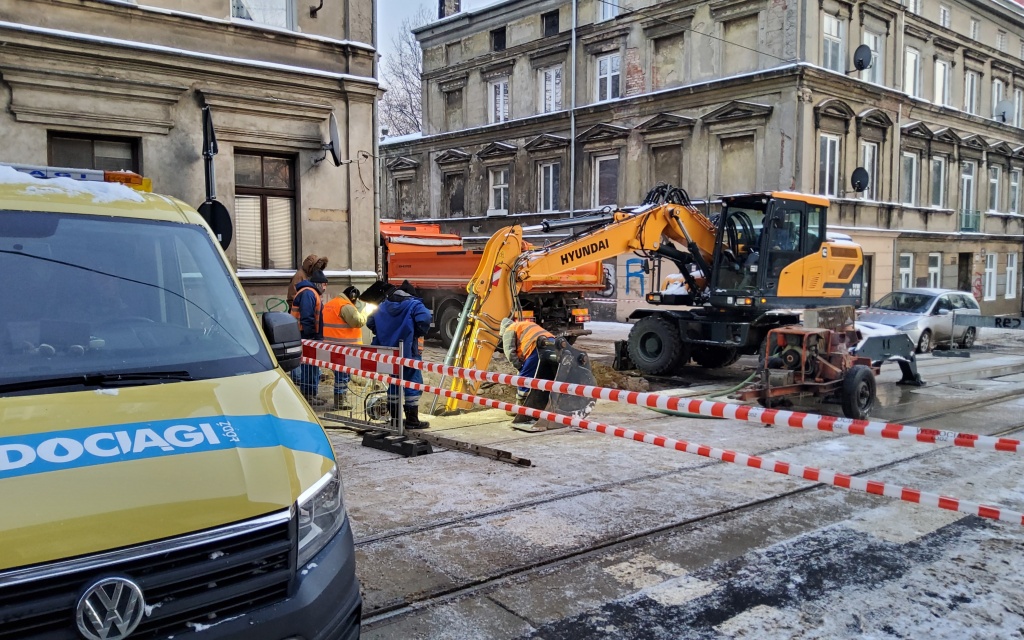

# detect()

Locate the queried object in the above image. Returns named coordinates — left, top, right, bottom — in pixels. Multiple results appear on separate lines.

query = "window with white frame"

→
left=928, top=253, right=942, bottom=288
left=231, top=0, right=294, bottom=29
left=970, top=18, right=980, bottom=40
left=984, top=253, right=997, bottom=300
left=488, top=78, right=510, bottom=124
left=1020, top=40, right=1024, bottom=60
left=901, top=151, right=919, bottom=205
left=538, top=65, right=563, bottom=113
left=899, top=253, right=914, bottom=289
left=989, top=165, right=1002, bottom=212
left=1016, top=88, right=1024, bottom=128
left=934, top=59, right=951, bottom=106
left=822, top=15, right=843, bottom=72
left=904, top=47, right=921, bottom=97
left=931, top=156, right=946, bottom=208
left=962, top=160, right=976, bottom=211
left=819, top=134, right=841, bottom=197
left=538, top=162, right=560, bottom=212
left=906, top=0, right=921, bottom=15
left=600, top=0, right=619, bottom=21
left=593, top=154, right=619, bottom=207
left=1007, top=253, right=1019, bottom=298
left=965, top=70, right=980, bottom=115
left=488, top=167, right=510, bottom=215
left=993, top=79, right=1006, bottom=120
left=595, top=53, right=621, bottom=102
left=939, top=4, right=951, bottom=27
left=1011, top=169, right=1021, bottom=213
left=860, top=141, right=878, bottom=200
left=998, top=31, right=1008, bottom=52
left=862, top=31, right=883, bottom=84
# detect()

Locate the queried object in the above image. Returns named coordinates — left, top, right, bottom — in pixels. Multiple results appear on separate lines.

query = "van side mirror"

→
left=937, top=308, right=951, bottom=316
left=262, top=311, right=303, bottom=372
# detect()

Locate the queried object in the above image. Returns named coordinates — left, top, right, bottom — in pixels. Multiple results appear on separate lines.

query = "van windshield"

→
left=0, top=211, right=273, bottom=395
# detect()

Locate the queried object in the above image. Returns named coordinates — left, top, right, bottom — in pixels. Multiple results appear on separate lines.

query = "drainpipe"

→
left=372, top=0, right=381, bottom=276
left=569, top=0, right=578, bottom=217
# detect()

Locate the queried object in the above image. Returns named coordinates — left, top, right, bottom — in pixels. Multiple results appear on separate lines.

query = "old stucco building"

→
left=0, top=0, right=379, bottom=309
left=382, top=0, right=1024, bottom=318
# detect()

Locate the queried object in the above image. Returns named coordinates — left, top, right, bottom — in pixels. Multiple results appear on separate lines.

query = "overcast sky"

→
left=378, top=0, right=500, bottom=59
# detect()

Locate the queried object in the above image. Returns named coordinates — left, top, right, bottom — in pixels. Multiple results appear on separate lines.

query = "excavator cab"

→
left=709, top=192, right=861, bottom=311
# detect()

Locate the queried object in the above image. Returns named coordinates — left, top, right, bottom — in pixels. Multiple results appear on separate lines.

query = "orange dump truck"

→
left=381, top=221, right=603, bottom=346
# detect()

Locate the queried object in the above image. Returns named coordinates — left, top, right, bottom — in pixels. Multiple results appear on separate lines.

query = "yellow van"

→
left=0, top=165, right=360, bottom=639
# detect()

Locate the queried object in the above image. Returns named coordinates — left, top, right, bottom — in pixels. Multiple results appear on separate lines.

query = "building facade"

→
left=381, top=0, right=1024, bottom=318
left=0, top=0, right=379, bottom=309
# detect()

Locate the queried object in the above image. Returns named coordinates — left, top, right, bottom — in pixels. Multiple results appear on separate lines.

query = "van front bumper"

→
left=198, top=515, right=362, bottom=640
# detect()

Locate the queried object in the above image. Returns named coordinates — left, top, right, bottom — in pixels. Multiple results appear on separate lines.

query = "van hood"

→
left=857, top=310, right=922, bottom=329
left=0, top=370, right=334, bottom=571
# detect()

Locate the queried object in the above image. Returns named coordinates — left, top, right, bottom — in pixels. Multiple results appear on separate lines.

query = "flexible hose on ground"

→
left=645, top=370, right=759, bottom=419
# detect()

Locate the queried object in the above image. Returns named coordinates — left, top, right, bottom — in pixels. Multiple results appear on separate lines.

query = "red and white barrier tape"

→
left=305, top=354, right=1024, bottom=526
left=303, top=341, right=1024, bottom=455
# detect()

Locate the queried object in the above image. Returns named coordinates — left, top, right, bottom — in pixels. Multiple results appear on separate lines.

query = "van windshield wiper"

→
left=0, top=371, right=196, bottom=394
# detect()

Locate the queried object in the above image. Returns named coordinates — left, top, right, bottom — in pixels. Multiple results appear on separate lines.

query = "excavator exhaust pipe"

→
left=512, top=337, right=597, bottom=432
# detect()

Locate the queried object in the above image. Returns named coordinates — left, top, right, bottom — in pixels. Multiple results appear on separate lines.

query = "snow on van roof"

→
left=0, top=165, right=146, bottom=204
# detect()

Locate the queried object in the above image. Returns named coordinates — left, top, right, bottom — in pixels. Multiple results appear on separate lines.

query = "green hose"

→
left=645, top=371, right=759, bottom=419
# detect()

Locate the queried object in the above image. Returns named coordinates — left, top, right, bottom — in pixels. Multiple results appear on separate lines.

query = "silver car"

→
left=858, top=288, right=981, bottom=353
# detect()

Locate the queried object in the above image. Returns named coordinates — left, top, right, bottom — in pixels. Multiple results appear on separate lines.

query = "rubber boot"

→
left=507, top=392, right=528, bottom=417
left=404, top=405, right=430, bottom=429
left=334, top=393, right=352, bottom=411
left=304, top=393, right=326, bottom=408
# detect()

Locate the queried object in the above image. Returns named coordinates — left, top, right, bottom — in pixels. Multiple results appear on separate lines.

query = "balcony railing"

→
left=960, top=209, right=981, bottom=232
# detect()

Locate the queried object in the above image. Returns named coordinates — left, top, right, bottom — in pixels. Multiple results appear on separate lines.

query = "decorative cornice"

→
left=901, top=120, right=933, bottom=139
left=709, top=0, right=767, bottom=21
left=704, top=100, right=773, bottom=124
left=435, top=148, right=472, bottom=165
left=576, top=123, right=631, bottom=143
left=387, top=156, right=421, bottom=172
left=637, top=113, right=698, bottom=134
left=199, top=89, right=333, bottom=122
left=438, top=73, right=469, bottom=93
left=932, top=127, right=961, bottom=145
left=524, top=133, right=570, bottom=151
left=477, top=141, right=518, bottom=159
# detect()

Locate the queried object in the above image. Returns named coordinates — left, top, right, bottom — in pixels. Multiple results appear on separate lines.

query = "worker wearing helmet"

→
left=499, top=317, right=555, bottom=410
left=322, top=285, right=370, bottom=411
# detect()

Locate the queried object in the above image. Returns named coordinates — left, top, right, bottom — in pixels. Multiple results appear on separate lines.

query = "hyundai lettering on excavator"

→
left=438, top=184, right=866, bottom=414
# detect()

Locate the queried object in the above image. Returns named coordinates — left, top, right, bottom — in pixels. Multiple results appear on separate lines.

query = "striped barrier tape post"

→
left=303, top=341, right=1024, bottom=455
left=304, top=353, right=1024, bottom=527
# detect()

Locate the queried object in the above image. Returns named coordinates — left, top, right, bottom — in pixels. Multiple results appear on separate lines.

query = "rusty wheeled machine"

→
left=734, top=308, right=923, bottom=419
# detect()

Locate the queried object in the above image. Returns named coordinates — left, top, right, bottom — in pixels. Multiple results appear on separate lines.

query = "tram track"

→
left=358, top=385, right=1024, bottom=627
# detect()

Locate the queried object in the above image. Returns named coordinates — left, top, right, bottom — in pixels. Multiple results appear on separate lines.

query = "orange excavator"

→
left=439, top=184, right=866, bottom=414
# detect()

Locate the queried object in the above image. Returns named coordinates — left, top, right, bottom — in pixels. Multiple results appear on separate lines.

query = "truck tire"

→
left=841, top=364, right=876, bottom=420
left=627, top=316, right=688, bottom=376
left=691, top=345, right=741, bottom=369
left=437, top=304, right=462, bottom=348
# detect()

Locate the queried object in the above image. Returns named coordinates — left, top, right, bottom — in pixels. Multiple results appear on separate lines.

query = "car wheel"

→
left=916, top=329, right=933, bottom=354
left=959, top=327, right=977, bottom=349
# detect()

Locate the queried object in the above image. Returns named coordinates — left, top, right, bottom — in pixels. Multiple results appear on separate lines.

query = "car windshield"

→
left=871, top=291, right=936, bottom=314
left=1, top=210, right=273, bottom=396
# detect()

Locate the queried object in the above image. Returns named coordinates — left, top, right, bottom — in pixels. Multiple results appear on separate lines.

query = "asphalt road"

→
left=319, top=325, right=1024, bottom=639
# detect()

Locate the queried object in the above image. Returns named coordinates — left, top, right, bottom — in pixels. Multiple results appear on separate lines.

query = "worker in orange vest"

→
left=499, top=317, right=555, bottom=411
left=290, top=270, right=327, bottom=406
left=322, top=286, right=370, bottom=411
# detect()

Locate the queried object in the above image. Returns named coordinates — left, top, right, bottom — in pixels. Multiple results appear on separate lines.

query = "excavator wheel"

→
left=627, top=316, right=689, bottom=376
left=691, top=345, right=741, bottom=369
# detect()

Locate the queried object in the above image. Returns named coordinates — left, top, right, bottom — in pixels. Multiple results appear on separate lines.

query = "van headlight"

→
left=296, top=466, right=346, bottom=568
left=899, top=320, right=920, bottom=332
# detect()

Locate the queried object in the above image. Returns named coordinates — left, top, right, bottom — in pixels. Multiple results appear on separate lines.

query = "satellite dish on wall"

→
left=995, top=99, right=1015, bottom=124
left=853, top=44, right=873, bottom=71
left=315, top=112, right=343, bottom=166
left=851, top=167, right=871, bottom=193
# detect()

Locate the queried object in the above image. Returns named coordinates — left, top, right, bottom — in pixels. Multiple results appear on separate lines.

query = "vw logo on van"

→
left=75, top=577, right=146, bottom=640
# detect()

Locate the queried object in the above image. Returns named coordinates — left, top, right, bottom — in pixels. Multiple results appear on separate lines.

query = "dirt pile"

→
left=591, top=362, right=649, bottom=392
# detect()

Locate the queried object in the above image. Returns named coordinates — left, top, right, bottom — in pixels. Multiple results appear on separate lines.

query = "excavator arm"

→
left=439, top=196, right=719, bottom=413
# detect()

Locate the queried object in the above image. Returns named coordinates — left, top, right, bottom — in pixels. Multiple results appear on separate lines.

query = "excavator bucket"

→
left=512, top=337, right=597, bottom=432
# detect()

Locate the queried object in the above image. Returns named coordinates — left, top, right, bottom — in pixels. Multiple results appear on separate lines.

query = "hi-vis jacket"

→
left=502, top=320, right=554, bottom=368
left=323, top=295, right=365, bottom=344
left=290, top=281, right=323, bottom=339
